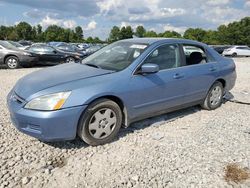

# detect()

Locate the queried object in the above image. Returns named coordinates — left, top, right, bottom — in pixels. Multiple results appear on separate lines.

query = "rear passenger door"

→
left=180, top=44, right=220, bottom=104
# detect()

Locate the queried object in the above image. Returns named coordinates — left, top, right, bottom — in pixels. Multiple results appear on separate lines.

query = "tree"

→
left=0, top=26, right=9, bottom=40
left=108, top=26, right=120, bottom=42
left=75, top=26, right=83, bottom=42
left=16, top=22, right=32, bottom=40
left=31, top=26, right=37, bottom=41
left=120, top=26, right=133, bottom=39
left=36, top=24, right=43, bottom=41
left=135, top=25, right=146, bottom=38
left=44, top=25, right=64, bottom=41
left=144, top=30, right=158, bottom=37
left=158, top=31, right=181, bottom=38
left=183, top=28, right=206, bottom=42
left=86, top=36, right=94, bottom=43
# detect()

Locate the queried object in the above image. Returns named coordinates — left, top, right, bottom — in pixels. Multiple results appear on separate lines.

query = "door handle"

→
left=209, top=67, right=217, bottom=72
left=173, top=73, right=184, bottom=79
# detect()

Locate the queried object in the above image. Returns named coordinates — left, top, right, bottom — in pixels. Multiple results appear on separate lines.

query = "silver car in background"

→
left=0, top=41, right=38, bottom=69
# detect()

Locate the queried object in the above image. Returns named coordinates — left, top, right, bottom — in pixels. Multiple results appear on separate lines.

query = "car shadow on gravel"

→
left=44, top=137, right=88, bottom=149
left=118, top=105, right=201, bottom=139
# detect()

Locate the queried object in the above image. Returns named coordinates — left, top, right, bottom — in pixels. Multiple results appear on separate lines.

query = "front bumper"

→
left=7, top=91, right=87, bottom=141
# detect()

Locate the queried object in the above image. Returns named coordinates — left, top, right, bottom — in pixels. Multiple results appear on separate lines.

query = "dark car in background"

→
left=26, top=44, right=84, bottom=65
left=56, top=43, right=87, bottom=56
left=0, top=40, right=38, bottom=69
left=83, top=45, right=102, bottom=56
left=18, top=40, right=32, bottom=47
left=210, top=45, right=232, bottom=54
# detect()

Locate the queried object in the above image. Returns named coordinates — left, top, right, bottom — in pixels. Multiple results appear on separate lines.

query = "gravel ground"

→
left=0, top=58, right=250, bottom=188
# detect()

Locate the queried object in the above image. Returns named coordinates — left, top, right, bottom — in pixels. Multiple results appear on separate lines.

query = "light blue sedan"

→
left=7, top=38, right=236, bottom=145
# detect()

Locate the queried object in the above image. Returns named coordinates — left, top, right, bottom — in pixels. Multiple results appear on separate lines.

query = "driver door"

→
left=126, top=44, right=188, bottom=120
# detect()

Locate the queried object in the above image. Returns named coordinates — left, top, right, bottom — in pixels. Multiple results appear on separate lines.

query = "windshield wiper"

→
left=84, top=63, right=101, bottom=69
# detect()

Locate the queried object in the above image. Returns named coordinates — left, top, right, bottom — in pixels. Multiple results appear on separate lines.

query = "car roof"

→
left=120, top=38, right=205, bottom=46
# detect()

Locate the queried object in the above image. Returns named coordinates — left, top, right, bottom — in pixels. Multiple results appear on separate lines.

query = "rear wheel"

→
left=78, top=99, right=122, bottom=146
left=232, top=53, right=237, bottom=57
left=201, top=81, right=224, bottom=110
left=65, top=57, right=75, bottom=63
left=5, top=56, right=20, bottom=69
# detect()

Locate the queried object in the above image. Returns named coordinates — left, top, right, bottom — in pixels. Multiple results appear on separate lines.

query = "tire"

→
left=5, top=56, right=20, bottom=69
left=77, top=99, right=122, bottom=146
left=65, top=57, right=75, bottom=63
left=232, top=53, right=237, bottom=57
left=201, top=81, right=224, bottom=110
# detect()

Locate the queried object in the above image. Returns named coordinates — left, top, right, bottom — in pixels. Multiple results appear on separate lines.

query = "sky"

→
left=0, top=0, right=249, bottom=40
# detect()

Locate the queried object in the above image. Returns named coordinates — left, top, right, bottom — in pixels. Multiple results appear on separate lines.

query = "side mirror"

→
left=140, top=63, right=159, bottom=74
left=53, top=50, right=57, bottom=54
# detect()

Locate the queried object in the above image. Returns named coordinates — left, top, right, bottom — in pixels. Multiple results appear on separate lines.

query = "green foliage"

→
left=158, top=31, right=182, bottom=38
left=144, top=30, right=158, bottom=37
left=120, top=26, right=133, bottom=39
left=0, top=17, right=250, bottom=45
left=135, top=26, right=146, bottom=38
left=16, top=22, right=33, bottom=40
left=184, top=28, right=207, bottom=41
left=108, top=26, right=121, bottom=42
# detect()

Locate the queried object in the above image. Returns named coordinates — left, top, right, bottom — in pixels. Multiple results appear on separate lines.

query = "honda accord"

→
left=7, top=38, right=236, bottom=145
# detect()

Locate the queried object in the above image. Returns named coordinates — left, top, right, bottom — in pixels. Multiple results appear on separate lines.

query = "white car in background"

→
left=222, top=46, right=250, bottom=57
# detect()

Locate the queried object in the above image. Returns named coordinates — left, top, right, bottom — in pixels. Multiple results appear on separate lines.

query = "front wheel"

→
left=201, top=81, right=224, bottom=110
left=77, top=99, right=122, bottom=146
left=5, top=56, right=20, bottom=69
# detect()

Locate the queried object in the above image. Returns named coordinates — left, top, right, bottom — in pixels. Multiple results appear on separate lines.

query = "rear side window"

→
left=182, top=45, right=208, bottom=65
left=144, top=44, right=181, bottom=70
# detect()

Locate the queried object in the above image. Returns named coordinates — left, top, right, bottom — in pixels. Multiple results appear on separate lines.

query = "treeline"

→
left=109, top=17, right=250, bottom=45
left=0, top=17, right=249, bottom=45
left=0, top=22, right=103, bottom=43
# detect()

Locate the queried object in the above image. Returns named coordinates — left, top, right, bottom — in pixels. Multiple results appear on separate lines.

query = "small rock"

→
left=152, top=133, right=164, bottom=140
left=45, top=169, right=51, bottom=175
left=131, top=175, right=139, bottom=182
left=22, top=177, right=30, bottom=185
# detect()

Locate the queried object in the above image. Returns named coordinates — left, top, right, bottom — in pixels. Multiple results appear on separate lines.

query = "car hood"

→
left=14, top=63, right=114, bottom=99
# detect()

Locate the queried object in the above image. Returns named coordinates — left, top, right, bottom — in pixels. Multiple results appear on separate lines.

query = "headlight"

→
left=25, top=91, right=71, bottom=111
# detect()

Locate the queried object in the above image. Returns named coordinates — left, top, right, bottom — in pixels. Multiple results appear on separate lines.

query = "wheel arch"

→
left=4, top=54, right=19, bottom=64
left=82, top=95, right=129, bottom=128
left=215, top=78, right=226, bottom=88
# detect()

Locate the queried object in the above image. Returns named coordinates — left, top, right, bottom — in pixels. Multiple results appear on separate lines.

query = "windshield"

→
left=82, top=41, right=148, bottom=71
left=0, top=41, right=19, bottom=50
left=8, top=41, right=23, bottom=47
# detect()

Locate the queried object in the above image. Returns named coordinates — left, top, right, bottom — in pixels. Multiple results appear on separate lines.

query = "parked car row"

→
left=0, top=40, right=103, bottom=69
left=210, top=45, right=250, bottom=57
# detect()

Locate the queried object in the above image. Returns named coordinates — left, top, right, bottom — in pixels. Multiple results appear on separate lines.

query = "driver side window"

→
left=144, top=44, right=181, bottom=70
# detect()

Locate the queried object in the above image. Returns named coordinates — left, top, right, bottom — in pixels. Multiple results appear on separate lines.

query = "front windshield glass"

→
left=0, top=41, right=19, bottom=50
left=9, top=41, right=23, bottom=47
left=82, top=41, right=148, bottom=71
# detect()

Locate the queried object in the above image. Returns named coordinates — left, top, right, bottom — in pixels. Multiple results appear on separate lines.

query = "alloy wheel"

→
left=7, top=58, right=18, bottom=69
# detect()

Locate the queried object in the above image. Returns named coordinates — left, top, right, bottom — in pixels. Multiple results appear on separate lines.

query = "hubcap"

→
left=7, top=58, right=17, bottom=68
left=210, top=86, right=222, bottom=106
left=66, top=57, right=75, bottom=63
left=88, top=108, right=117, bottom=139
